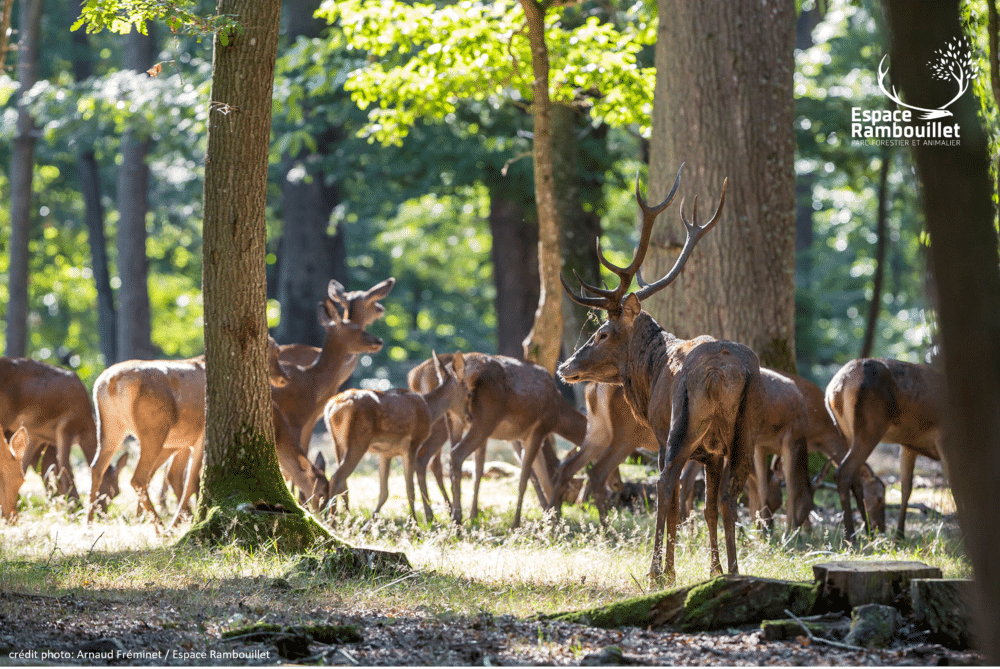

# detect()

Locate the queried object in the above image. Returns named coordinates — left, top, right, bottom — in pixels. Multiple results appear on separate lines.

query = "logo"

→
left=851, top=37, right=978, bottom=147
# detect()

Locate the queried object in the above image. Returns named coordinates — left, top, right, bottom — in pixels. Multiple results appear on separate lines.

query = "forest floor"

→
left=0, top=440, right=984, bottom=666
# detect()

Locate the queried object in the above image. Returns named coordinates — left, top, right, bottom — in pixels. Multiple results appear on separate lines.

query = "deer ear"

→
left=364, top=277, right=395, bottom=302
left=328, top=279, right=347, bottom=303
left=432, top=351, right=445, bottom=384
left=622, top=293, right=642, bottom=323
left=318, top=299, right=343, bottom=327
left=6, top=427, right=28, bottom=463
left=452, top=351, right=465, bottom=379
left=314, top=451, right=326, bottom=474
left=113, top=451, right=130, bottom=473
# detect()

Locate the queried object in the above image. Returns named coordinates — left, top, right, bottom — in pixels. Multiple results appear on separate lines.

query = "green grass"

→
left=0, top=448, right=971, bottom=626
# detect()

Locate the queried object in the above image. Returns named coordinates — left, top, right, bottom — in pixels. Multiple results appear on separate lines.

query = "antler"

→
left=561, top=164, right=684, bottom=316
left=633, top=177, right=727, bottom=301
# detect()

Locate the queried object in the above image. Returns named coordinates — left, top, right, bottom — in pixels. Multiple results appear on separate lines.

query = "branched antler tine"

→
left=560, top=270, right=612, bottom=309
left=634, top=177, right=728, bottom=302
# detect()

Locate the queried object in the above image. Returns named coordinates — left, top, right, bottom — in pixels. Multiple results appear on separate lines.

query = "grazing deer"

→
left=552, top=382, right=657, bottom=521
left=825, top=357, right=943, bottom=539
left=325, top=352, right=469, bottom=519
left=0, top=357, right=121, bottom=506
left=0, top=427, right=28, bottom=522
left=558, top=167, right=764, bottom=583
left=405, top=353, right=566, bottom=523
left=90, top=336, right=305, bottom=525
left=446, top=352, right=587, bottom=528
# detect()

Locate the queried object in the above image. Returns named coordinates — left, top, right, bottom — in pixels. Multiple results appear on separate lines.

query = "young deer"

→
left=0, top=427, right=28, bottom=522
left=447, top=352, right=587, bottom=528
left=0, top=357, right=121, bottom=506
left=558, top=167, right=764, bottom=583
left=325, top=352, right=469, bottom=520
left=406, top=352, right=565, bottom=523
left=825, top=357, right=942, bottom=539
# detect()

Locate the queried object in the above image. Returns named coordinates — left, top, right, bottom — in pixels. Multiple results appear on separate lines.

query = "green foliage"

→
left=318, top=0, right=655, bottom=145
left=73, top=0, right=239, bottom=40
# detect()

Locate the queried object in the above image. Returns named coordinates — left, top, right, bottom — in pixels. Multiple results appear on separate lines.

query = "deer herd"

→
left=0, top=165, right=947, bottom=584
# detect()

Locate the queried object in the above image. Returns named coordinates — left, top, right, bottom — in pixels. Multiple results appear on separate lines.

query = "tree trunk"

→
left=518, top=0, right=563, bottom=375
left=0, top=0, right=14, bottom=72
left=71, top=4, right=117, bottom=365
left=644, top=0, right=797, bottom=374
left=184, top=0, right=329, bottom=551
left=884, top=1, right=1000, bottom=663
left=275, top=0, right=345, bottom=349
left=116, top=27, right=157, bottom=361
left=4, top=0, right=42, bottom=358
left=860, top=146, right=891, bottom=359
left=553, top=103, right=601, bottom=367
left=486, top=172, right=539, bottom=359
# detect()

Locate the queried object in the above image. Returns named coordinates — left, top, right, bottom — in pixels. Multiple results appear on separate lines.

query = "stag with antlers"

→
left=558, top=165, right=764, bottom=584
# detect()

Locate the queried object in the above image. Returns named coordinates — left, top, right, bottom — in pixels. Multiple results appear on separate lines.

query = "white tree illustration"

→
left=928, top=36, right=980, bottom=109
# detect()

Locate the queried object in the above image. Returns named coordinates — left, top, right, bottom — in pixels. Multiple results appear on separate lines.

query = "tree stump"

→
left=910, top=578, right=973, bottom=649
left=844, top=603, right=903, bottom=648
left=812, top=560, right=942, bottom=612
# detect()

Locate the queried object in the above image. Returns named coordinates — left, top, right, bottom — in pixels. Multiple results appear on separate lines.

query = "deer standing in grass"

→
left=0, top=357, right=122, bottom=510
left=90, top=336, right=296, bottom=525
left=0, top=427, right=29, bottom=522
left=406, top=352, right=566, bottom=523
left=558, top=167, right=764, bottom=583
left=445, top=352, right=587, bottom=528
left=325, top=352, right=469, bottom=519
left=825, top=357, right=942, bottom=539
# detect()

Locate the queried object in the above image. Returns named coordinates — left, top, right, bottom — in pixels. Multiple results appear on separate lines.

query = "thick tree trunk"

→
left=4, top=0, right=42, bottom=358
left=518, top=0, right=563, bottom=375
left=884, top=1, right=1000, bottom=662
left=645, top=0, right=797, bottom=374
left=185, top=0, right=328, bottom=551
left=116, top=28, right=157, bottom=361
left=486, top=174, right=539, bottom=359
left=71, top=6, right=117, bottom=365
left=275, top=0, right=345, bottom=349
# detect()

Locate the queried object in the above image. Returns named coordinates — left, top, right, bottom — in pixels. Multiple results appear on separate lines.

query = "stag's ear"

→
left=622, top=293, right=642, bottom=324
left=328, top=280, right=348, bottom=305
left=451, top=351, right=465, bottom=379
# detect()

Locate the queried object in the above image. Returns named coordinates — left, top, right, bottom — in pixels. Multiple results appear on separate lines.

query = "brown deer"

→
left=0, top=357, right=122, bottom=509
left=89, top=336, right=312, bottom=525
left=0, top=427, right=28, bottom=522
left=558, top=167, right=764, bottom=583
left=277, top=278, right=395, bottom=456
left=446, top=352, right=587, bottom=528
left=325, top=352, right=469, bottom=520
left=551, top=382, right=656, bottom=521
left=825, top=357, right=942, bottom=539
left=405, top=353, right=566, bottom=523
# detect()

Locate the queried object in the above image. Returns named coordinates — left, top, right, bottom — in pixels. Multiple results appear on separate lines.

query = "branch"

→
left=783, top=609, right=867, bottom=652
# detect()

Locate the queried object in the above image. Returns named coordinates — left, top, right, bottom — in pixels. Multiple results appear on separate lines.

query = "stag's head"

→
left=327, top=277, right=395, bottom=329
left=557, top=165, right=726, bottom=386
left=318, top=281, right=387, bottom=355
left=0, top=427, right=28, bottom=523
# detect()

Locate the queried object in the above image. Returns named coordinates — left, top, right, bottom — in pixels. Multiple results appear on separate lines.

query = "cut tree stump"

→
left=545, top=575, right=817, bottom=631
left=910, top=578, right=973, bottom=649
left=843, top=603, right=903, bottom=649
left=812, top=560, right=942, bottom=612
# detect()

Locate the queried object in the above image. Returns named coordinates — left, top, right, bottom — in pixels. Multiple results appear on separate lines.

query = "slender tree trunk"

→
left=860, top=146, right=891, bottom=359
left=645, top=0, right=797, bottom=374
left=5, top=0, right=43, bottom=358
left=185, top=0, right=328, bottom=550
left=116, top=27, right=157, bottom=361
left=486, top=176, right=539, bottom=358
left=0, top=0, right=14, bottom=72
left=885, top=1, right=1000, bottom=663
left=518, top=0, right=563, bottom=375
left=71, top=3, right=117, bottom=364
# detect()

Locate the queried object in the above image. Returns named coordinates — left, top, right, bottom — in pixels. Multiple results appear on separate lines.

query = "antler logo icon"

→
left=878, top=37, right=979, bottom=120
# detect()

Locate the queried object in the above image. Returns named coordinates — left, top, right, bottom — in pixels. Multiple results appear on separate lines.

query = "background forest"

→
left=1, top=0, right=997, bottom=391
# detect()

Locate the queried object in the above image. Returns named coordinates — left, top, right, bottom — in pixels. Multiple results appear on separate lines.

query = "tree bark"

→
left=884, top=1, right=1000, bottom=663
left=645, top=0, right=797, bottom=374
left=116, top=27, right=158, bottom=361
left=486, top=176, right=539, bottom=358
left=4, top=0, right=42, bottom=358
left=274, top=0, right=346, bottom=349
left=0, top=0, right=14, bottom=72
left=71, top=4, right=117, bottom=365
left=517, top=0, right=563, bottom=375
left=860, top=146, right=891, bottom=359
left=184, top=0, right=328, bottom=551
